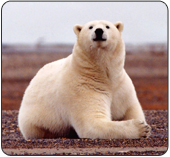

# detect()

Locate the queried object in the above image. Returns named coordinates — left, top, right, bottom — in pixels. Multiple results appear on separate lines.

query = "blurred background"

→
left=2, top=2, right=167, bottom=110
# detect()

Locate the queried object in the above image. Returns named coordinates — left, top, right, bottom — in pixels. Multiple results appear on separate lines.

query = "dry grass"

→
left=2, top=51, right=167, bottom=110
left=2, top=52, right=70, bottom=80
left=2, top=52, right=167, bottom=80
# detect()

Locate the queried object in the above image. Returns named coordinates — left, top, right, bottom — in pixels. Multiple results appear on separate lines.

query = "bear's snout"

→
left=93, top=28, right=106, bottom=41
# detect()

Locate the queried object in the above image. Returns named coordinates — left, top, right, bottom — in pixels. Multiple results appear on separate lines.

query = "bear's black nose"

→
left=93, top=28, right=106, bottom=41
left=95, top=28, right=104, bottom=36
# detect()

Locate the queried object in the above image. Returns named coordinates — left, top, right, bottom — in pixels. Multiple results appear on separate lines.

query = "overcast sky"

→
left=2, top=1, right=168, bottom=45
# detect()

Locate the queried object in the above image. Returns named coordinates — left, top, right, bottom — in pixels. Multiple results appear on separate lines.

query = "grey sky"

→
left=2, top=2, right=167, bottom=44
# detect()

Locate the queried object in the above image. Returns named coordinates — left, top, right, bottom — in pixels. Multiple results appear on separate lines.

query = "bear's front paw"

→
left=133, top=119, right=151, bottom=138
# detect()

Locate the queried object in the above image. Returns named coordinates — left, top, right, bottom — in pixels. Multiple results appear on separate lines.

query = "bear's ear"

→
left=114, top=21, right=123, bottom=32
left=73, top=25, right=83, bottom=36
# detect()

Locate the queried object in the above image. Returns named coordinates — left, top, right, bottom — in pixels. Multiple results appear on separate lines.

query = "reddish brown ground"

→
left=1, top=49, right=168, bottom=155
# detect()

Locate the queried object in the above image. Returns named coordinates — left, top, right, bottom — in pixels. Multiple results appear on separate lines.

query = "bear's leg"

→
left=73, top=118, right=150, bottom=139
left=20, top=123, right=45, bottom=140
left=123, top=105, right=151, bottom=138
left=123, top=105, right=146, bottom=122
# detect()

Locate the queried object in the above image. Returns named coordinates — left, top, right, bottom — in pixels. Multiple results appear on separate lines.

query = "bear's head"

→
left=73, top=20, right=124, bottom=53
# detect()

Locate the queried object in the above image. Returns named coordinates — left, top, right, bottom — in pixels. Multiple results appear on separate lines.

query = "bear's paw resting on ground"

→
left=18, top=20, right=151, bottom=139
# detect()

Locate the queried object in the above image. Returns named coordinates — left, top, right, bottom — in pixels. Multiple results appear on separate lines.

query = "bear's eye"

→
left=106, top=25, right=110, bottom=29
left=89, top=26, right=93, bottom=29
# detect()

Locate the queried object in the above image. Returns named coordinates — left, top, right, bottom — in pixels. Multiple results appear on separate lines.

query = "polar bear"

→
left=18, top=20, right=151, bottom=140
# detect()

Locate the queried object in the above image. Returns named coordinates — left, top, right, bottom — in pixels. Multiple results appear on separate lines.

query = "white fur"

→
left=18, top=20, right=151, bottom=139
